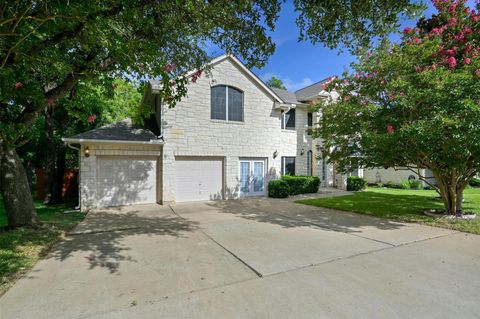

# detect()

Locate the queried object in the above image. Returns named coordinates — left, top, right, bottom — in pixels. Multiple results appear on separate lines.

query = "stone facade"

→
left=76, top=56, right=337, bottom=208
left=161, top=58, right=314, bottom=203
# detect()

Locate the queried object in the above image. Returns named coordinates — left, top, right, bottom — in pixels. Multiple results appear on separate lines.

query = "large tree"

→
left=1, top=0, right=424, bottom=228
left=316, top=0, right=480, bottom=215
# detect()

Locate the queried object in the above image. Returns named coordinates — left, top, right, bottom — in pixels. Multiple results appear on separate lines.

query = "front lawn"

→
left=296, top=188, right=480, bottom=234
left=0, top=197, right=85, bottom=295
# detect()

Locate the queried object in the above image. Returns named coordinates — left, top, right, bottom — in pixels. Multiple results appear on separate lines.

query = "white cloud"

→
left=261, top=72, right=313, bottom=91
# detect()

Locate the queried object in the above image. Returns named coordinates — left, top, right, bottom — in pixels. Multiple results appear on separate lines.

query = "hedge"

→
left=281, top=175, right=320, bottom=195
left=268, top=176, right=320, bottom=198
left=469, top=177, right=480, bottom=187
left=346, top=176, right=367, bottom=191
left=268, top=180, right=290, bottom=198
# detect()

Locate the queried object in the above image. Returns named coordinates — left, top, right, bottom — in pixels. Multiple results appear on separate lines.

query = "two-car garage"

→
left=95, top=155, right=224, bottom=207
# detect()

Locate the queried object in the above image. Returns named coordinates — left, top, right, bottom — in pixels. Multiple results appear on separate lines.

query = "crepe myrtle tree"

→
left=315, top=0, right=480, bottom=215
left=0, top=0, right=425, bottom=228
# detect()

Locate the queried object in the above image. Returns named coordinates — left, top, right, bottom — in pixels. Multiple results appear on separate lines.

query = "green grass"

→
left=0, top=197, right=85, bottom=295
left=296, top=188, right=480, bottom=234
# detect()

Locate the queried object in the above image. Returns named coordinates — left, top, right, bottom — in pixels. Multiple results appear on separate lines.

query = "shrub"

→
left=281, top=175, right=320, bottom=195
left=409, top=179, right=423, bottom=190
left=469, top=177, right=480, bottom=187
left=376, top=182, right=384, bottom=188
left=346, top=176, right=367, bottom=191
left=268, top=180, right=290, bottom=198
left=400, top=179, right=411, bottom=189
left=385, top=181, right=400, bottom=188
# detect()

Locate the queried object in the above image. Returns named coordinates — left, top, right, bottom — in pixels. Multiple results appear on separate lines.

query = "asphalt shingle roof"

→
left=294, top=79, right=329, bottom=101
left=70, top=118, right=158, bottom=141
left=270, top=87, right=300, bottom=104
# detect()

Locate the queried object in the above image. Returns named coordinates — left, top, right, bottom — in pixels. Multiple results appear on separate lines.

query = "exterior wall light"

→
left=273, top=150, right=278, bottom=159
left=84, top=146, right=90, bottom=158
left=300, top=148, right=305, bottom=156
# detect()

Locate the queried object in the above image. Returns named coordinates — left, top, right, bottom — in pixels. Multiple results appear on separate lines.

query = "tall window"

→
left=281, top=157, right=296, bottom=175
left=307, top=112, right=313, bottom=127
left=281, top=109, right=295, bottom=130
left=211, top=85, right=243, bottom=122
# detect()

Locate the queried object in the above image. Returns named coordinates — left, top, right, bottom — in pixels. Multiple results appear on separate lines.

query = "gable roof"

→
left=64, top=119, right=161, bottom=144
left=270, top=87, right=300, bottom=104
left=294, top=79, right=330, bottom=101
left=149, top=54, right=284, bottom=104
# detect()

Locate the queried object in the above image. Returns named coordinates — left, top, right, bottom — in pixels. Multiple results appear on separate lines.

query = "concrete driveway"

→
left=1, top=194, right=479, bottom=318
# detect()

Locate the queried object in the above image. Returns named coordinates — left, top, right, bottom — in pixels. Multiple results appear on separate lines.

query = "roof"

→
left=150, top=54, right=284, bottom=104
left=66, top=119, right=159, bottom=143
left=294, top=79, right=330, bottom=101
left=270, top=87, right=300, bottom=104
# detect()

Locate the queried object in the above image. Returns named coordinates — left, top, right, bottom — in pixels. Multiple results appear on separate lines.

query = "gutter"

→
left=61, top=137, right=164, bottom=145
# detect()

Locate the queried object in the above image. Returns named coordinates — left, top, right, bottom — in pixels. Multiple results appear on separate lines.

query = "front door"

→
left=239, top=159, right=266, bottom=196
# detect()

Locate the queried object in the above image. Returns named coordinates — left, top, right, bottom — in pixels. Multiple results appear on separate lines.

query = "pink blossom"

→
left=464, top=58, right=471, bottom=65
left=413, top=37, right=421, bottom=44
left=431, top=64, right=437, bottom=70
left=46, top=98, right=55, bottom=106
left=87, top=114, right=97, bottom=123
left=430, top=28, right=442, bottom=36
left=465, top=7, right=471, bottom=15
left=403, top=27, right=412, bottom=34
left=15, top=82, right=23, bottom=89
left=475, top=69, right=480, bottom=77
left=448, top=3, right=457, bottom=13
left=367, top=51, right=372, bottom=57
left=191, top=69, right=203, bottom=83
left=471, top=14, right=480, bottom=23
left=446, top=49, right=455, bottom=56
left=387, top=124, right=394, bottom=135
left=447, top=56, right=457, bottom=68
left=448, top=17, right=458, bottom=26
left=163, top=63, right=175, bottom=72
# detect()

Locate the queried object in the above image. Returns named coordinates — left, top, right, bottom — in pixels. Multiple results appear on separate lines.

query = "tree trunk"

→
left=44, top=106, right=55, bottom=203
left=51, top=144, right=66, bottom=204
left=433, top=172, right=466, bottom=216
left=0, top=142, right=39, bottom=228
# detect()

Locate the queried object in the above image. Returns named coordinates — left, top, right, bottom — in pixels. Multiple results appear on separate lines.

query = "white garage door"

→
left=96, top=157, right=157, bottom=207
left=175, top=157, right=223, bottom=202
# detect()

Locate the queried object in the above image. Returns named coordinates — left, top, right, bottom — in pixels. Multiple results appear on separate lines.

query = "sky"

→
left=206, top=0, right=474, bottom=92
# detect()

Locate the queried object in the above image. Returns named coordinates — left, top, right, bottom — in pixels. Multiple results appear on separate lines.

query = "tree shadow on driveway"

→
left=204, top=197, right=409, bottom=235
left=46, top=206, right=199, bottom=273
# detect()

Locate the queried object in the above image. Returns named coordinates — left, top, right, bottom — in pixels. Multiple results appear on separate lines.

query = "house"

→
left=63, top=54, right=424, bottom=211
left=62, top=55, right=344, bottom=210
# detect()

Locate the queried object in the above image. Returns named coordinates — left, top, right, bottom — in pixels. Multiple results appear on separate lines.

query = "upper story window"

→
left=307, top=112, right=313, bottom=127
left=211, top=85, right=244, bottom=122
left=281, top=109, right=295, bottom=130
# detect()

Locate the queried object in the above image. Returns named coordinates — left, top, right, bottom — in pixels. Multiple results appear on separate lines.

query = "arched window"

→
left=211, top=85, right=244, bottom=122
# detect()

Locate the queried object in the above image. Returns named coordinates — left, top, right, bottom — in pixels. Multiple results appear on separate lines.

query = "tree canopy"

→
left=316, top=0, right=480, bottom=215
left=265, top=76, right=287, bottom=90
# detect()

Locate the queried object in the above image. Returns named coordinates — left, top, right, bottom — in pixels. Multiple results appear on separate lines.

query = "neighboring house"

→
left=63, top=54, right=425, bottom=211
left=63, top=55, right=338, bottom=210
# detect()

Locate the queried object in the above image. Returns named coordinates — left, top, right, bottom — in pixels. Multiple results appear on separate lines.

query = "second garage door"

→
left=174, top=157, right=223, bottom=202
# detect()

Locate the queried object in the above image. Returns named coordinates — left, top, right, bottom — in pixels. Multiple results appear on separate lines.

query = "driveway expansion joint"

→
left=168, top=205, right=264, bottom=278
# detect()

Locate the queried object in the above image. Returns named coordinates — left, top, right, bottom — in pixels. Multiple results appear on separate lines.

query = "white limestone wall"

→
left=79, top=143, right=162, bottom=211
left=161, top=58, right=304, bottom=202
left=363, top=168, right=418, bottom=184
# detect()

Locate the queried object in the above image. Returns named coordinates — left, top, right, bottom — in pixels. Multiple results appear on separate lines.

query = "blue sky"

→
left=207, top=0, right=475, bottom=92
